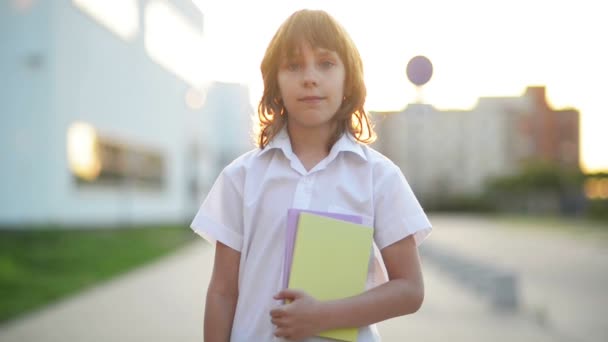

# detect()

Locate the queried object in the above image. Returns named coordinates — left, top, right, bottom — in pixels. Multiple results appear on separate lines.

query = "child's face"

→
left=277, top=42, right=345, bottom=132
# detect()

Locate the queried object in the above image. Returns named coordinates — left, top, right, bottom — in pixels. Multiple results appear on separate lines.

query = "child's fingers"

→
left=274, top=327, right=291, bottom=339
left=271, top=316, right=286, bottom=326
left=274, top=288, right=304, bottom=300
left=273, top=290, right=290, bottom=300
left=270, top=306, right=286, bottom=318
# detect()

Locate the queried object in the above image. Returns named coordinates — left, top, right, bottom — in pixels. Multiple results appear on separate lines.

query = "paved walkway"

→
left=0, top=241, right=212, bottom=342
left=0, top=229, right=560, bottom=341
left=378, top=258, right=558, bottom=342
left=428, top=214, right=608, bottom=342
left=7, top=213, right=604, bottom=341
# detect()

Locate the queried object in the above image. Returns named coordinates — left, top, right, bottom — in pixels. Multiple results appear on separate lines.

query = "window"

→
left=84, top=139, right=166, bottom=188
left=67, top=122, right=165, bottom=189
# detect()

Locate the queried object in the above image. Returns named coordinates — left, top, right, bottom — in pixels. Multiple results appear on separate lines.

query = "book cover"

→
left=283, top=209, right=363, bottom=289
left=288, top=212, right=373, bottom=342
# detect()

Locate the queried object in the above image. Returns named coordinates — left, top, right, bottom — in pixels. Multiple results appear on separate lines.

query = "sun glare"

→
left=145, top=0, right=206, bottom=87
left=192, top=0, right=606, bottom=171
left=72, top=0, right=139, bottom=41
left=67, top=122, right=101, bottom=181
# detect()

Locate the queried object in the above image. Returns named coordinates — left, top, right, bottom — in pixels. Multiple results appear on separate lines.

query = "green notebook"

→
left=288, top=212, right=374, bottom=342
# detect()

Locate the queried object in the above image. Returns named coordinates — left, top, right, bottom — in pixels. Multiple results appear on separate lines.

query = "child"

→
left=191, top=9, right=432, bottom=342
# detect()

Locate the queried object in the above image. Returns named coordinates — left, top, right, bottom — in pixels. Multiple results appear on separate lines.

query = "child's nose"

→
left=302, top=66, right=318, bottom=87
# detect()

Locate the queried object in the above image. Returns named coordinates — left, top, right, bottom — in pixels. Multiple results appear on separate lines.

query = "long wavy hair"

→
left=256, top=9, right=376, bottom=149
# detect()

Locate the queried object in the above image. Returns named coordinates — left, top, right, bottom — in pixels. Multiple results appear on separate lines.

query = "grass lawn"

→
left=0, top=224, right=197, bottom=324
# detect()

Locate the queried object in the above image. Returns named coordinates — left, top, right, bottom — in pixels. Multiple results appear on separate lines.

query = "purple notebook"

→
left=282, top=208, right=363, bottom=289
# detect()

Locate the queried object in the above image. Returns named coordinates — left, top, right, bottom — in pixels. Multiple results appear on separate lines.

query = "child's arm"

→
left=271, top=234, right=423, bottom=340
left=205, top=241, right=240, bottom=341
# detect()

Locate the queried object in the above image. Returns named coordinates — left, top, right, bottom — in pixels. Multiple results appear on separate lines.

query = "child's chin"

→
left=291, top=116, right=334, bottom=128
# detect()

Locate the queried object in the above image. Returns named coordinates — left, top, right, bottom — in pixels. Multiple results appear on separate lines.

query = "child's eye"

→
left=320, top=60, right=335, bottom=69
left=286, top=63, right=300, bottom=71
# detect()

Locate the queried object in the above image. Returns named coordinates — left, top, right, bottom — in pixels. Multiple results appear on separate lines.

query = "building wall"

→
left=1, top=0, right=253, bottom=227
left=373, top=86, right=580, bottom=205
left=48, top=1, right=195, bottom=225
left=196, top=81, right=256, bottom=208
left=517, top=87, right=579, bottom=168
left=203, top=82, right=255, bottom=167
left=0, top=1, right=55, bottom=223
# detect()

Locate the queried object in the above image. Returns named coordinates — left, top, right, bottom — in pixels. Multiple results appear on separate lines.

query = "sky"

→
left=192, top=0, right=607, bottom=172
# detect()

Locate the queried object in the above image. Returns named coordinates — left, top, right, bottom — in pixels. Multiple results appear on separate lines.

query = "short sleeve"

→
left=190, top=165, right=244, bottom=251
left=373, top=162, right=432, bottom=250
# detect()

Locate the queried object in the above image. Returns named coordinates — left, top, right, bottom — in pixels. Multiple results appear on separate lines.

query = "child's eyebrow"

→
left=281, top=47, right=337, bottom=60
left=314, top=49, right=337, bottom=57
left=283, top=49, right=302, bottom=59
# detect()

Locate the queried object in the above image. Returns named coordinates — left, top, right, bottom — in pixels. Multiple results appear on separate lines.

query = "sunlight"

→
left=191, top=0, right=607, bottom=171
left=585, top=178, right=608, bottom=200
left=67, top=122, right=101, bottom=181
left=185, top=87, right=205, bottom=110
left=72, top=0, right=139, bottom=41
left=145, top=0, right=206, bottom=87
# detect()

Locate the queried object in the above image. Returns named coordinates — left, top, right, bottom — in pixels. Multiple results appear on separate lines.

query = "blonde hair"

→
left=256, top=9, right=376, bottom=149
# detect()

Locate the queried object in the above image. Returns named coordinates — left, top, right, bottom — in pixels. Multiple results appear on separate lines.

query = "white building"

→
left=0, top=0, right=253, bottom=227
left=373, top=87, right=579, bottom=205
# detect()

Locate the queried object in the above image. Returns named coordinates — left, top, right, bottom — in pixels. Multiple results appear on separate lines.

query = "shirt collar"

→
left=329, top=130, right=367, bottom=161
left=257, top=127, right=293, bottom=158
left=257, top=127, right=367, bottom=161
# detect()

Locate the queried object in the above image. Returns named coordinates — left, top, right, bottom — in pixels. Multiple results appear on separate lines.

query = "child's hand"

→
left=270, top=289, right=324, bottom=340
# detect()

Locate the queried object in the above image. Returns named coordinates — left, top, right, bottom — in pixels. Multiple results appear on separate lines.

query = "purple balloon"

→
left=406, top=55, right=433, bottom=86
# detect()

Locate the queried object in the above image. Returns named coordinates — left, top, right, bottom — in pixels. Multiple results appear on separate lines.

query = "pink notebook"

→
left=282, top=208, right=363, bottom=289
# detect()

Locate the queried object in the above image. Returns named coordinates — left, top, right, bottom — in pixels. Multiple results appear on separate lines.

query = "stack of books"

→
left=282, top=209, right=374, bottom=342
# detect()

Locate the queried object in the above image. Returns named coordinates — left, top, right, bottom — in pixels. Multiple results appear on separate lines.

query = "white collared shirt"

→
left=191, top=129, right=432, bottom=342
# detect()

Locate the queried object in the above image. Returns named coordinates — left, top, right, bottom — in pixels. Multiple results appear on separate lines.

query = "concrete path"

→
left=427, top=214, right=608, bottom=342
left=0, top=243, right=555, bottom=342
left=378, top=258, right=558, bottom=342
left=0, top=214, right=586, bottom=341
left=0, top=241, right=212, bottom=342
